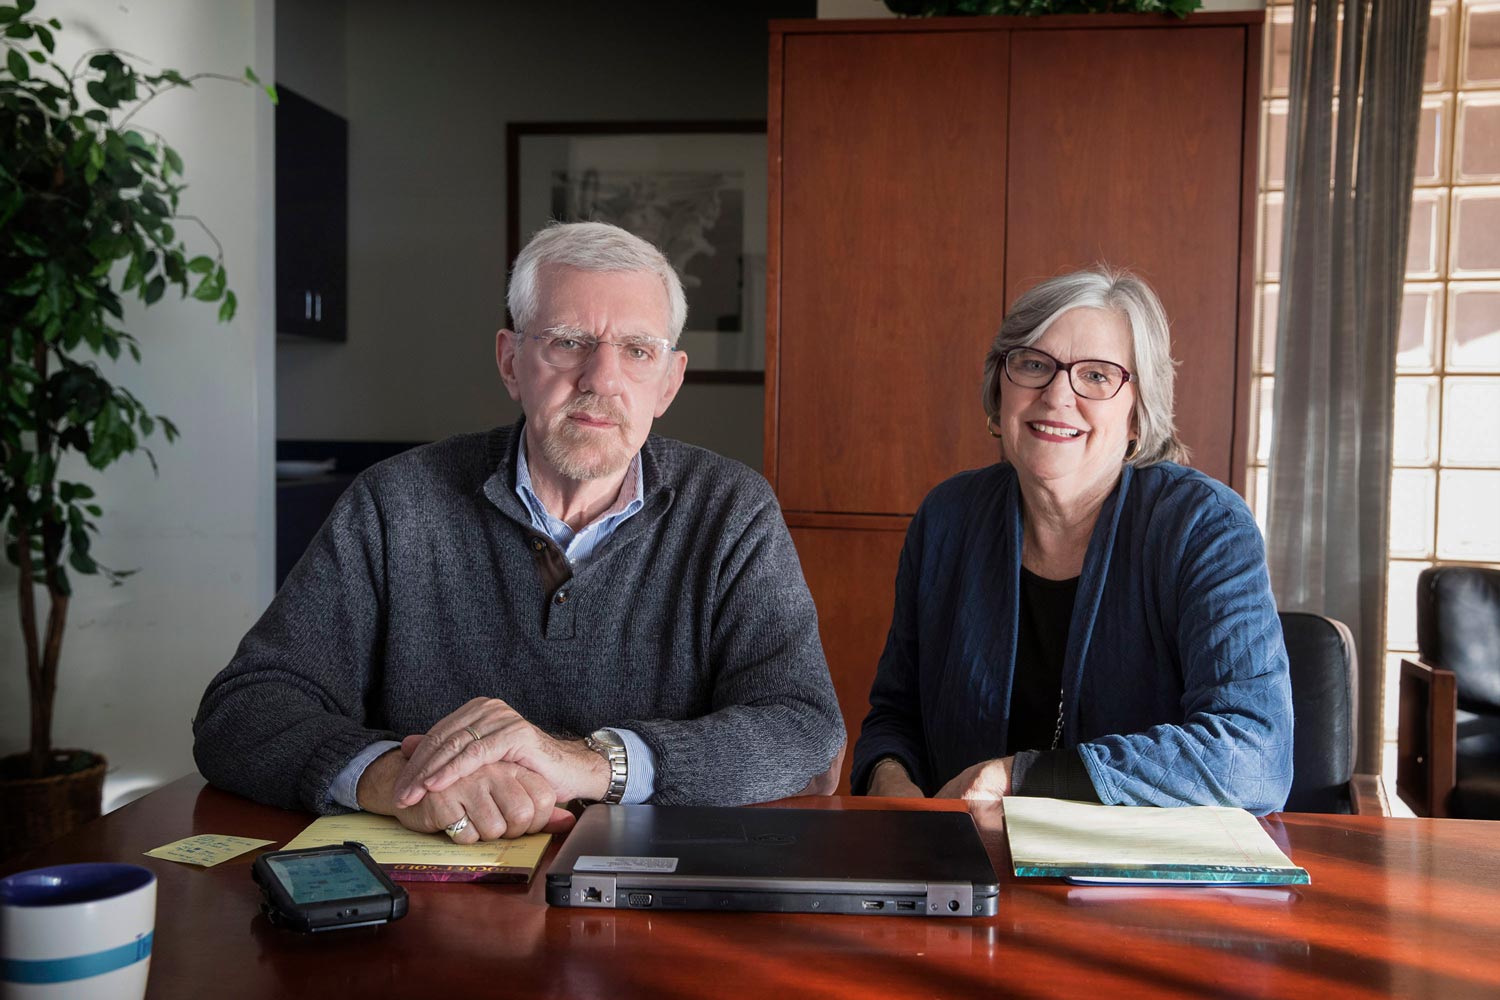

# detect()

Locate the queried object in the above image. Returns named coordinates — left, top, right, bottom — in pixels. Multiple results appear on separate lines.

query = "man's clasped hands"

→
left=354, top=697, right=603, bottom=843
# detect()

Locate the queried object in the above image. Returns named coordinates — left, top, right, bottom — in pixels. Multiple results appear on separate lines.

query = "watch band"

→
left=584, top=729, right=628, bottom=804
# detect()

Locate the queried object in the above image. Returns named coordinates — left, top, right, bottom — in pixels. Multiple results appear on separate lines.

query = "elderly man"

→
left=193, top=222, right=843, bottom=842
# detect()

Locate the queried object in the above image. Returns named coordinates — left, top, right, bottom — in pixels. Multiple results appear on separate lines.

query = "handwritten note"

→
left=145, top=834, right=277, bottom=867
left=281, top=812, right=550, bottom=871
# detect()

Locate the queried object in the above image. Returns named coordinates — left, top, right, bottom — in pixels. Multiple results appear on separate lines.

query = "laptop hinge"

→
left=925, top=881, right=973, bottom=916
left=570, top=874, right=617, bottom=908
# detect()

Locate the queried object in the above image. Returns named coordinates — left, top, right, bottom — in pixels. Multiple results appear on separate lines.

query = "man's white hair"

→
left=507, top=221, right=688, bottom=342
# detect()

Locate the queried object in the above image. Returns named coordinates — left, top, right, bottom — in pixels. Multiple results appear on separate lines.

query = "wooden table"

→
left=4, top=776, right=1499, bottom=999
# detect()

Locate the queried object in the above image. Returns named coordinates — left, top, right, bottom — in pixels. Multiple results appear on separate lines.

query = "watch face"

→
left=589, top=729, right=624, bottom=751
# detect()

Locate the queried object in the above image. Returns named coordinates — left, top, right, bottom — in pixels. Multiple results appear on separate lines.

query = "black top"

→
left=1008, top=568, right=1077, bottom=755
left=1008, top=567, right=1100, bottom=802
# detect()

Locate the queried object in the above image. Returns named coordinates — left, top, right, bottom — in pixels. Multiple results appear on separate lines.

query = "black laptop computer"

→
left=546, top=805, right=999, bottom=917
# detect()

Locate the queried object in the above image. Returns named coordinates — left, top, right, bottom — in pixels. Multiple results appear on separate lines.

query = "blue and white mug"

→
left=0, top=863, right=156, bottom=1000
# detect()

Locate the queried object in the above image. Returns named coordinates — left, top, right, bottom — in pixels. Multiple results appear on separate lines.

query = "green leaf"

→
left=7, top=47, right=29, bottom=80
left=85, top=78, right=115, bottom=109
left=186, top=255, right=215, bottom=274
left=35, top=24, right=51, bottom=52
left=163, top=146, right=183, bottom=176
left=192, top=273, right=220, bottom=301
left=265, top=84, right=278, bottom=105
left=17, top=0, right=36, bottom=15
left=218, top=289, right=237, bottom=323
left=244, top=65, right=260, bottom=84
left=142, top=275, right=165, bottom=304
left=68, top=546, right=97, bottom=577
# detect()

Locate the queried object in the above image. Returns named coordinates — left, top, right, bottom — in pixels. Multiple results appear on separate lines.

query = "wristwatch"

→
left=584, top=729, right=628, bottom=804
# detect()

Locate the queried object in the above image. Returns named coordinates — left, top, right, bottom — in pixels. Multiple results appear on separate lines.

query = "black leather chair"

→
left=1280, top=611, right=1385, bottom=814
left=1397, top=566, right=1500, bottom=819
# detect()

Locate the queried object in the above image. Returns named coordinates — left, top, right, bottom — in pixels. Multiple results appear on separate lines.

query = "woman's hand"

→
left=934, top=756, right=1014, bottom=801
left=866, top=757, right=925, bottom=798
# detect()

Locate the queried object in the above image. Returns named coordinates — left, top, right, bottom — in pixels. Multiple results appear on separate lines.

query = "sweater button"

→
left=530, top=537, right=546, bottom=551
left=555, top=590, right=569, bottom=605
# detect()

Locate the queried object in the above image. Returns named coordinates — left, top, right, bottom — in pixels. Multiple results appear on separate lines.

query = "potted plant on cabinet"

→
left=0, top=0, right=272, bottom=856
left=882, top=0, right=1202, bottom=15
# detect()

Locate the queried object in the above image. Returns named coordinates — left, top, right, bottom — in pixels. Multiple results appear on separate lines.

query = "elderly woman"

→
left=851, top=268, right=1292, bottom=814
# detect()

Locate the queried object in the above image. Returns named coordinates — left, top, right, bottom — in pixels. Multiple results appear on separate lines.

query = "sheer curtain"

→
left=1267, top=0, right=1431, bottom=769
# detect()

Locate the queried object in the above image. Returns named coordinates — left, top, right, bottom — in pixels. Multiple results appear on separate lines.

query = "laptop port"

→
left=861, top=900, right=885, bottom=910
left=896, top=900, right=916, bottom=911
left=628, top=893, right=654, bottom=907
left=583, top=886, right=603, bottom=903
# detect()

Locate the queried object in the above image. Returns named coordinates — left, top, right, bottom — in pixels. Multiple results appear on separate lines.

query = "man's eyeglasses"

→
left=517, top=329, right=677, bottom=382
left=1000, top=347, right=1133, bottom=401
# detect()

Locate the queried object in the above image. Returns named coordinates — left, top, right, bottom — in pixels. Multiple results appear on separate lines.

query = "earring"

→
left=986, top=417, right=1002, bottom=439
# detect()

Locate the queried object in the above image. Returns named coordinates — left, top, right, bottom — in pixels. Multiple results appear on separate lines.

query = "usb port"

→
left=896, top=900, right=916, bottom=911
left=861, top=900, right=884, bottom=910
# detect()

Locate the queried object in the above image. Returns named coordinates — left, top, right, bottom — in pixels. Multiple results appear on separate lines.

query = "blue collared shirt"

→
left=514, top=434, right=644, bottom=570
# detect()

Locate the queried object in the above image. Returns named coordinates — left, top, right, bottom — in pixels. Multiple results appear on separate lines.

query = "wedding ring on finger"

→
left=443, top=814, right=470, bottom=839
left=464, top=725, right=482, bottom=747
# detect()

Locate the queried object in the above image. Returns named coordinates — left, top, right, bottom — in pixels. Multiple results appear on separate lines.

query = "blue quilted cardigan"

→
left=850, top=461, right=1294, bottom=815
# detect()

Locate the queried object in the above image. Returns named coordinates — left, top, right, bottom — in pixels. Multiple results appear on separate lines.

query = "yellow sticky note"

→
left=145, top=834, right=277, bottom=867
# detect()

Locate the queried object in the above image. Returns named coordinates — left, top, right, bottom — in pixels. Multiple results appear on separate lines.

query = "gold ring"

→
left=464, top=725, right=482, bottom=745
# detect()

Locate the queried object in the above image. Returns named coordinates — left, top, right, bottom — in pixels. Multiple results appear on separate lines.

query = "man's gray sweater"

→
left=192, top=423, right=844, bottom=813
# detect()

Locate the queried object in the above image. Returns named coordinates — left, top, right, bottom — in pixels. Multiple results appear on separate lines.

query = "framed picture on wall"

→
left=506, top=121, right=767, bottom=384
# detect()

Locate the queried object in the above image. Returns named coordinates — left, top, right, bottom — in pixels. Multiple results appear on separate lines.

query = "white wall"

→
left=274, top=1, right=798, bottom=469
left=0, top=1, right=276, bottom=810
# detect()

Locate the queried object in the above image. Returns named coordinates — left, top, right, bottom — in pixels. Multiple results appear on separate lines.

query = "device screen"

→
left=266, top=851, right=387, bottom=904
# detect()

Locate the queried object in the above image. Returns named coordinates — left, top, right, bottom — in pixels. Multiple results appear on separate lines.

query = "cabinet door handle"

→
left=305, top=290, right=312, bottom=319
left=314, top=293, right=322, bottom=322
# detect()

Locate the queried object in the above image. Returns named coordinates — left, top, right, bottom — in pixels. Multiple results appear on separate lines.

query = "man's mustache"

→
left=562, top=395, right=627, bottom=426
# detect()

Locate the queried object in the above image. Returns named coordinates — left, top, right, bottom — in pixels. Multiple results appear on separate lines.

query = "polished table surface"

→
left=5, top=776, right=1500, bottom=999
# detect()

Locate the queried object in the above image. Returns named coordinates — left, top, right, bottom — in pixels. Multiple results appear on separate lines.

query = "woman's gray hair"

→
left=981, top=266, right=1189, bottom=467
left=507, top=221, right=688, bottom=342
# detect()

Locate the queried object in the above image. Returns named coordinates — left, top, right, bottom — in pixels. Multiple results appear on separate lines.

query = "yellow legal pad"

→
left=1002, top=796, right=1310, bottom=885
left=281, top=812, right=552, bottom=883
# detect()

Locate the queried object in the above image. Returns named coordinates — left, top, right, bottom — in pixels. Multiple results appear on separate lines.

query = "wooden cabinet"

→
left=767, top=13, right=1262, bottom=788
left=276, top=86, right=348, bottom=341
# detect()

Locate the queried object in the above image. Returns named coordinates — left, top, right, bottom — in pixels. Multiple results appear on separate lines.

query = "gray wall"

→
left=276, top=1, right=811, bottom=469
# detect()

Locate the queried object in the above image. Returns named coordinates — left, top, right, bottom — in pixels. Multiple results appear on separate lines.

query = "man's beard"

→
left=541, top=395, right=633, bottom=481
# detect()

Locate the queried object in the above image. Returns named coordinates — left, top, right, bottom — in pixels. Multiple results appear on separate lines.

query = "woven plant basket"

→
left=0, top=750, right=107, bottom=861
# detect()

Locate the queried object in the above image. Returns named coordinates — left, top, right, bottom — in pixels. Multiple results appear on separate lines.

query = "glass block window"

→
left=1252, top=1, right=1500, bottom=748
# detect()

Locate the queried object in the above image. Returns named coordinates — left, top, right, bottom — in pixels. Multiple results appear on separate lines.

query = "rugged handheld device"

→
left=251, top=841, right=408, bottom=932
